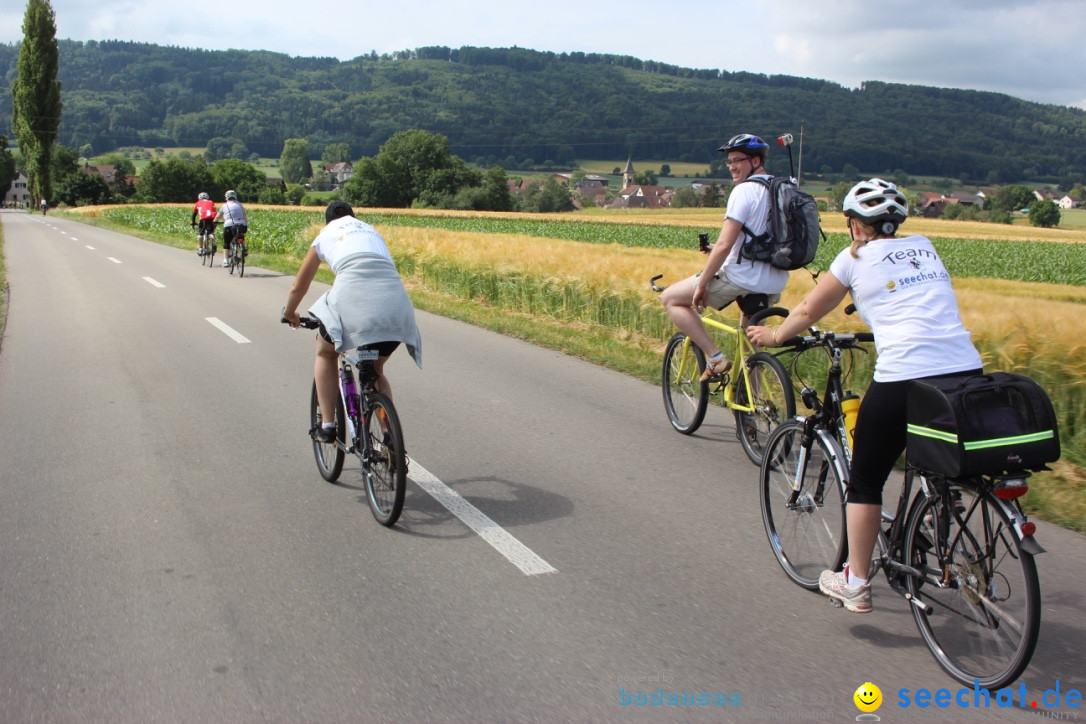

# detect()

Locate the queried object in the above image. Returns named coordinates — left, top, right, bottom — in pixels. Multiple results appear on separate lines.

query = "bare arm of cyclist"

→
left=748, top=272, right=850, bottom=347
left=282, top=246, right=322, bottom=327
left=692, top=217, right=744, bottom=311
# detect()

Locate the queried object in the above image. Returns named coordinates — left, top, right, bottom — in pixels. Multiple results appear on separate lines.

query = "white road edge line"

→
left=143, top=277, right=165, bottom=288
left=107, top=257, right=122, bottom=264
left=408, top=460, right=557, bottom=576
left=205, top=317, right=251, bottom=344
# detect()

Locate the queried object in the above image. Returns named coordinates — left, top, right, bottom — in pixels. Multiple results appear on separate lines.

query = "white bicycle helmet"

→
left=843, top=178, right=908, bottom=233
left=225, top=189, right=237, bottom=201
left=198, top=192, right=210, bottom=200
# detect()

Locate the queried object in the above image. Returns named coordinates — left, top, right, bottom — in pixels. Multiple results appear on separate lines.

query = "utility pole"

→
left=797, top=123, right=804, bottom=188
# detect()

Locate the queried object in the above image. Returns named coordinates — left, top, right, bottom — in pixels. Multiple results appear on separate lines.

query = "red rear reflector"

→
left=994, top=479, right=1029, bottom=500
left=1022, top=521, right=1036, bottom=537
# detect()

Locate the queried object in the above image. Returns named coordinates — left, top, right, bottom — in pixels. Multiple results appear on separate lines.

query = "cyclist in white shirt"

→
left=747, top=178, right=982, bottom=613
left=660, top=133, right=789, bottom=381
left=214, top=190, right=248, bottom=268
left=282, top=201, right=422, bottom=443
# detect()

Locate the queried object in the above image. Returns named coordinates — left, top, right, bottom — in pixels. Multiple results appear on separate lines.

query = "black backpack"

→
left=737, top=175, right=822, bottom=270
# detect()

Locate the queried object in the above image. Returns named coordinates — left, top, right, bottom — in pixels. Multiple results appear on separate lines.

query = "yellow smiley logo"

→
left=854, top=682, right=882, bottom=713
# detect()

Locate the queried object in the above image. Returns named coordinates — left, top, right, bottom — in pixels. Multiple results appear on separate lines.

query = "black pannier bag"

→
left=906, top=373, right=1060, bottom=477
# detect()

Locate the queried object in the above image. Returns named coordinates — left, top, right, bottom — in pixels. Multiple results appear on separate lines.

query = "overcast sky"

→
left=3, top=0, right=1084, bottom=109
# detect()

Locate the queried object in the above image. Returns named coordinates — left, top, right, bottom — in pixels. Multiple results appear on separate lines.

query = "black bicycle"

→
left=227, top=226, right=247, bottom=277
left=283, top=316, right=407, bottom=526
left=760, top=329, right=1045, bottom=688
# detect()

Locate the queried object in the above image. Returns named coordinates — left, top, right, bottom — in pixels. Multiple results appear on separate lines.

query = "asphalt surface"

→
left=1, top=209, right=1084, bottom=722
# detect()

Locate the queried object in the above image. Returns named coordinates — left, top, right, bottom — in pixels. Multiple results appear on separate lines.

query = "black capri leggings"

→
left=846, top=368, right=981, bottom=506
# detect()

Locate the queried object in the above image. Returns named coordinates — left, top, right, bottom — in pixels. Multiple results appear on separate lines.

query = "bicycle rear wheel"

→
left=237, top=243, right=246, bottom=277
left=228, top=249, right=236, bottom=275
left=310, top=382, right=345, bottom=482
left=363, top=393, right=407, bottom=526
left=735, top=352, right=795, bottom=465
left=662, top=333, right=708, bottom=434
left=760, top=419, right=848, bottom=589
left=903, top=481, right=1040, bottom=689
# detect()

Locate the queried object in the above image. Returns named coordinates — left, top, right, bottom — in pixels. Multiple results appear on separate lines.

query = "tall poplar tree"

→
left=12, top=0, right=62, bottom=204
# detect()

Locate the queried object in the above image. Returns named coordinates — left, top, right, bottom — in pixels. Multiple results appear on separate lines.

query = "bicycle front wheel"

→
left=662, top=333, right=708, bottom=434
left=310, top=382, right=345, bottom=482
left=735, top=352, right=795, bottom=465
left=760, top=419, right=848, bottom=589
left=904, top=482, right=1041, bottom=689
left=363, top=393, right=407, bottom=526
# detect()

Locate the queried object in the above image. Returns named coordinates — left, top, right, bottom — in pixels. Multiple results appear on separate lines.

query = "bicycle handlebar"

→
left=281, top=314, right=321, bottom=329
left=779, top=329, right=874, bottom=351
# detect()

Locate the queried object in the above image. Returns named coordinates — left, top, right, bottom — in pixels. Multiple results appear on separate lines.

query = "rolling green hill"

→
left=2, top=42, right=1085, bottom=184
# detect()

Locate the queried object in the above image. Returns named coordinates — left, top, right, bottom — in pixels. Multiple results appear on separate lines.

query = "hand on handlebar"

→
left=281, top=307, right=301, bottom=328
left=747, top=324, right=775, bottom=348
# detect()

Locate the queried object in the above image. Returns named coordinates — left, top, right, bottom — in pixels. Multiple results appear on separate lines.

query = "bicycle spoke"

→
left=904, top=484, right=1040, bottom=688
left=760, top=421, right=847, bottom=589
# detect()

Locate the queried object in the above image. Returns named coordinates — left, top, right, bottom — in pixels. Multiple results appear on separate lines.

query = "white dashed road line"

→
left=143, top=277, right=165, bottom=288
left=205, top=317, right=251, bottom=344
left=107, top=257, right=122, bottom=264
left=409, top=460, right=558, bottom=576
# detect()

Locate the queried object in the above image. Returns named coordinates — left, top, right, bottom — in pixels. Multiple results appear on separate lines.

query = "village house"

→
left=317, top=161, right=354, bottom=190
left=1059, top=193, right=1082, bottom=209
left=4, top=171, right=31, bottom=207
left=83, top=163, right=117, bottom=185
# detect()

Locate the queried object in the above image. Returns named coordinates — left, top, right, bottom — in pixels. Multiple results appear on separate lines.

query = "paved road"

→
left=1, top=209, right=1083, bottom=722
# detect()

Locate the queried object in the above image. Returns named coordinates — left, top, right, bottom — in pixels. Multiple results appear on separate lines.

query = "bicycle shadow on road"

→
left=381, top=474, right=574, bottom=540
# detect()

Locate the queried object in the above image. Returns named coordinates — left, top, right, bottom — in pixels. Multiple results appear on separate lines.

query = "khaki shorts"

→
left=693, top=272, right=781, bottom=311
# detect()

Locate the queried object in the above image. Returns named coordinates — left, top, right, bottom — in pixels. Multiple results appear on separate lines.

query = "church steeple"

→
left=622, top=157, right=635, bottom=190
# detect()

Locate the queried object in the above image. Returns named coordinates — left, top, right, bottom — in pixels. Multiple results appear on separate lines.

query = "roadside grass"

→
left=56, top=205, right=1086, bottom=532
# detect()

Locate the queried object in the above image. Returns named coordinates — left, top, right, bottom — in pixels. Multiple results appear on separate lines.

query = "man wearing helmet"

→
left=215, top=190, right=248, bottom=268
left=191, top=192, right=217, bottom=256
left=660, top=133, right=790, bottom=380
left=748, top=178, right=982, bottom=614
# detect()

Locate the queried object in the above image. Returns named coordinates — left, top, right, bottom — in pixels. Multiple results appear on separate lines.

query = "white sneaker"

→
left=819, top=568, right=872, bottom=612
left=222, top=259, right=230, bottom=267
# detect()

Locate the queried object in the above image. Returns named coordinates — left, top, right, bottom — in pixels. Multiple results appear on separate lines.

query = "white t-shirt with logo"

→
left=721, top=176, right=790, bottom=294
left=311, top=216, right=392, bottom=273
left=830, top=234, right=982, bottom=382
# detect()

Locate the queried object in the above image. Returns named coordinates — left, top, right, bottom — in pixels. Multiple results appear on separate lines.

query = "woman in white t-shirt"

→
left=748, top=178, right=982, bottom=614
left=283, top=201, right=422, bottom=443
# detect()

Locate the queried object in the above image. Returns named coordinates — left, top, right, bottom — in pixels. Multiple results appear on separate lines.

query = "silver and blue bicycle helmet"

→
left=225, top=190, right=237, bottom=201
left=198, top=192, right=210, bottom=200
left=718, top=133, right=769, bottom=160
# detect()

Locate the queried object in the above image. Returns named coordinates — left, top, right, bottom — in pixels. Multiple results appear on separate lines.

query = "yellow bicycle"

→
left=651, top=275, right=795, bottom=464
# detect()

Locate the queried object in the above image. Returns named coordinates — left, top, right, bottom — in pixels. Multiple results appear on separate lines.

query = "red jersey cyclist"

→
left=191, top=192, right=217, bottom=256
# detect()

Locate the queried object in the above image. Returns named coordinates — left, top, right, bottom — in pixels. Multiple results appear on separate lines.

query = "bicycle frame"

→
left=674, top=308, right=761, bottom=414
left=335, top=348, right=380, bottom=454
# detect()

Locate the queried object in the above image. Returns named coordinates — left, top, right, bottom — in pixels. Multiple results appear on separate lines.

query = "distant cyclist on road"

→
left=191, top=192, right=217, bottom=255
left=40, top=198, right=47, bottom=216
left=214, top=190, right=248, bottom=268
left=282, top=200, right=422, bottom=443
left=659, top=133, right=789, bottom=381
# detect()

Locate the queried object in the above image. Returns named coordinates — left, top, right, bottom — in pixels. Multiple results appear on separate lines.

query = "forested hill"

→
left=2, top=41, right=1085, bottom=183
